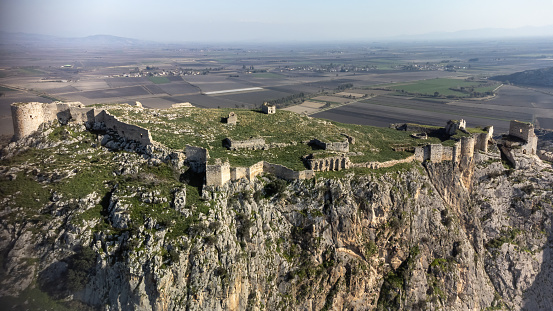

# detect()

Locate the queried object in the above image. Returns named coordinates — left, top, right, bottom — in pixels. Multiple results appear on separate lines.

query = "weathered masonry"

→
left=508, top=120, right=537, bottom=155
left=499, top=120, right=539, bottom=169
left=223, top=137, right=266, bottom=150
left=205, top=159, right=314, bottom=187
left=414, top=124, right=493, bottom=163
left=11, top=102, right=153, bottom=146
left=310, top=138, right=350, bottom=153
left=306, top=155, right=351, bottom=171
left=262, top=102, right=276, bottom=114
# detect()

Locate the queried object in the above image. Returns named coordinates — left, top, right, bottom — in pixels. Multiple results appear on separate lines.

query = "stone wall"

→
left=185, top=145, right=209, bottom=173
left=473, top=126, right=493, bottom=153
left=310, top=139, right=349, bottom=153
left=206, top=161, right=231, bottom=187
left=247, top=161, right=265, bottom=180
left=414, top=143, right=461, bottom=163
left=224, top=137, right=266, bottom=150
left=263, top=162, right=314, bottom=180
left=226, top=112, right=237, bottom=125
left=341, top=133, right=356, bottom=144
left=460, top=136, right=475, bottom=157
left=307, top=155, right=351, bottom=171
left=452, top=140, right=462, bottom=163
left=230, top=161, right=265, bottom=182
left=262, top=103, right=276, bottom=114
left=96, top=110, right=153, bottom=146
left=509, top=120, right=534, bottom=142
left=11, top=102, right=86, bottom=140
left=11, top=102, right=46, bottom=140
left=445, top=119, right=466, bottom=136
left=353, top=156, right=415, bottom=169
left=429, top=144, right=443, bottom=162
left=230, top=167, right=247, bottom=181
left=11, top=102, right=155, bottom=149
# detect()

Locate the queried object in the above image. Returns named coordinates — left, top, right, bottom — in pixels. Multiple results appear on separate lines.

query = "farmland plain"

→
left=1, top=37, right=552, bottom=138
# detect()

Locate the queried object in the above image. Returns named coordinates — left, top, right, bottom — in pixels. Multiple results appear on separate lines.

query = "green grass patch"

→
left=0, top=286, right=72, bottom=311
left=148, top=76, right=171, bottom=84
left=18, top=67, right=45, bottom=76
left=387, top=78, right=498, bottom=98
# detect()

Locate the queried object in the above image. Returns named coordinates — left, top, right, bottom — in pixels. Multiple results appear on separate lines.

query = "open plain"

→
left=1, top=37, right=553, bottom=138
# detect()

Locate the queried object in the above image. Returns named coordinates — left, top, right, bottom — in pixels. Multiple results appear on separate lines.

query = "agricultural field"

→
left=382, top=78, right=499, bottom=98
left=312, top=91, right=536, bottom=133
left=311, top=95, right=352, bottom=104
left=147, top=76, right=171, bottom=84
left=216, top=89, right=293, bottom=106
left=283, top=101, right=326, bottom=115
left=1, top=37, right=553, bottom=137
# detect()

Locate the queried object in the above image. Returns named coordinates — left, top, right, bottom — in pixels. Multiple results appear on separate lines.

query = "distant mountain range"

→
left=0, top=32, right=153, bottom=48
left=1, top=24, right=552, bottom=47
left=490, top=67, right=553, bottom=87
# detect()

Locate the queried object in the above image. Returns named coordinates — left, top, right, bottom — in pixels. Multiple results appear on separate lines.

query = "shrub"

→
left=66, top=246, right=97, bottom=291
left=264, top=179, right=287, bottom=197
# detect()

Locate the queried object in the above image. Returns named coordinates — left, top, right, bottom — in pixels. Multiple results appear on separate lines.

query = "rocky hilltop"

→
left=0, top=106, right=553, bottom=310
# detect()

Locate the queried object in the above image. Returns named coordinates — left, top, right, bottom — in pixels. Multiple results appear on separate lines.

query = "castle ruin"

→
left=310, top=138, right=350, bottom=153
left=226, top=112, right=237, bottom=125
left=10, top=101, right=541, bottom=188
left=262, top=102, right=276, bottom=114
left=11, top=102, right=153, bottom=145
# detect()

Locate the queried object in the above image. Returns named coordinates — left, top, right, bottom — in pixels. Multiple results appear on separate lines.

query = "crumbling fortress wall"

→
left=223, top=137, right=266, bottom=150
left=262, top=102, right=276, bottom=114
left=11, top=102, right=153, bottom=147
left=205, top=160, right=314, bottom=186
left=185, top=145, right=209, bottom=173
left=310, top=138, right=350, bottom=153
left=96, top=110, right=153, bottom=146
left=499, top=120, right=539, bottom=169
left=414, top=125, right=493, bottom=163
left=206, top=160, right=231, bottom=187
left=11, top=102, right=87, bottom=140
left=307, top=155, right=351, bottom=171
left=508, top=120, right=537, bottom=155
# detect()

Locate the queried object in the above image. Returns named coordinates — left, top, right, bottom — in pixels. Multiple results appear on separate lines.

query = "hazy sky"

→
left=1, top=0, right=553, bottom=42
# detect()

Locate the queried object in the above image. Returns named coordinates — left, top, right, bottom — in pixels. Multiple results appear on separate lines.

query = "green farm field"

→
left=386, top=78, right=499, bottom=97
left=148, top=76, right=171, bottom=84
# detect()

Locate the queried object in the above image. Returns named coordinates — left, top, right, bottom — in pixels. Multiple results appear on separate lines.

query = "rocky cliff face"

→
left=0, top=123, right=552, bottom=310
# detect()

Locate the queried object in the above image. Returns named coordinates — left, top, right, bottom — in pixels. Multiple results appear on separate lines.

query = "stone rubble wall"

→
left=207, top=160, right=314, bottom=186
left=263, top=162, right=315, bottom=180
left=230, top=167, right=248, bottom=181
left=185, top=145, right=209, bottom=173
left=224, top=137, right=266, bottom=150
left=310, top=138, right=349, bottom=153
left=509, top=120, right=534, bottom=142
left=11, top=102, right=154, bottom=149
left=95, top=110, right=153, bottom=146
left=353, top=155, right=415, bottom=169
left=341, top=133, right=356, bottom=144
left=230, top=161, right=264, bottom=182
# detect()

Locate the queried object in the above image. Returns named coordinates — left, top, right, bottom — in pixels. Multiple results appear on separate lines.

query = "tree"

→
left=434, top=91, right=440, bottom=97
